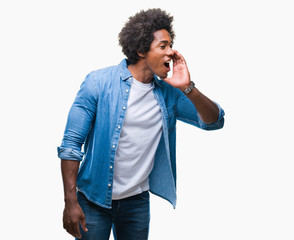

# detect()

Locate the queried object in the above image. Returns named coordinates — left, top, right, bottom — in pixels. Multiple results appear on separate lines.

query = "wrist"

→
left=64, top=190, right=78, bottom=203
left=182, top=81, right=195, bottom=95
left=64, top=197, right=78, bottom=206
left=179, top=83, right=191, bottom=92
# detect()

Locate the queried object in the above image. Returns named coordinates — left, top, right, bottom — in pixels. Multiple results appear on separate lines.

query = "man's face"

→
left=144, top=29, right=174, bottom=79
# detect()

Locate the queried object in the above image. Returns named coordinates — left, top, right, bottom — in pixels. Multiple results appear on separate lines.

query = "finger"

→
left=175, top=50, right=187, bottom=64
left=172, top=50, right=181, bottom=64
left=173, top=49, right=182, bottom=59
left=63, top=218, right=73, bottom=235
left=173, top=52, right=185, bottom=68
left=65, top=223, right=75, bottom=237
left=67, top=220, right=81, bottom=239
left=74, top=222, right=82, bottom=239
left=172, top=49, right=179, bottom=58
left=80, top=214, right=88, bottom=232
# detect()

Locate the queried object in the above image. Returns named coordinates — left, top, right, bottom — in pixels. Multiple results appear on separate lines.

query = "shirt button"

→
left=126, top=89, right=129, bottom=93
left=112, top=145, right=115, bottom=148
left=118, top=125, right=121, bottom=129
left=123, top=106, right=126, bottom=110
left=108, top=183, right=111, bottom=187
left=110, top=166, right=113, bottom=169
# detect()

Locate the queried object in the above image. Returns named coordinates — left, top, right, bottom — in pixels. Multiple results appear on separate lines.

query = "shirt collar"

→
left=153, top=75, right=164, bottom=87
left=118, top=59, right=132, bottom=81
left=118, top=59, right=163, bottom=88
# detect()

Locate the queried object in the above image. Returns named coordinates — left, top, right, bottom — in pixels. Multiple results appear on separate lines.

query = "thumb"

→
left=80, top=214, right=88, bottom=232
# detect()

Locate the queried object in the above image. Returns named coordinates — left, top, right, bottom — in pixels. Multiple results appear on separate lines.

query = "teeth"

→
left=166, top=60, right=171, bottom=63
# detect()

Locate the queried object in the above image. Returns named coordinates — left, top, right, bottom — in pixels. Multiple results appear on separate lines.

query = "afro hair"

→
left=119, top=8, right=175, bottom=64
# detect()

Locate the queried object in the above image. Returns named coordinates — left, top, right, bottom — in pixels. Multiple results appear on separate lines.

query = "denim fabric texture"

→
left=76, top=191, right=150, bottom=240
left=58, top=59, right=225, bottom=209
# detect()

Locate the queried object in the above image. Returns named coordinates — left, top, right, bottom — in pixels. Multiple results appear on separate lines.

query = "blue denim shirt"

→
left=58, top=59, right=225, bottom=209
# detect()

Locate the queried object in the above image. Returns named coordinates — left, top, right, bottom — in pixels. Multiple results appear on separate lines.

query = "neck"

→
left=127, top=60, right=154, bottom=84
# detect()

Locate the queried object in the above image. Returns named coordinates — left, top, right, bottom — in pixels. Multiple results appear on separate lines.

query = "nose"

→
left=167, top=46, right=174, bottom=57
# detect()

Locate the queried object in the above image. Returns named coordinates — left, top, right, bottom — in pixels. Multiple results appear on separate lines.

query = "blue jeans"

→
left=76, top=191, right=150, bottom=240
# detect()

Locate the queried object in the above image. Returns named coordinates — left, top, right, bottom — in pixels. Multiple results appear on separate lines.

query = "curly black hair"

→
left=119, top=8, right=175, bottom=64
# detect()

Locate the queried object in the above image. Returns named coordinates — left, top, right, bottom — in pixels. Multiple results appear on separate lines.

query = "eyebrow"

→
left=159, top=40, right=173, bottom=45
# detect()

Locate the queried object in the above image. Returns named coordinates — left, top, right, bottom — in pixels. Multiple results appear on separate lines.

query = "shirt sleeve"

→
left=175, top=89, right=225, bottom=130
left=57, top=71, right=98, bottom=161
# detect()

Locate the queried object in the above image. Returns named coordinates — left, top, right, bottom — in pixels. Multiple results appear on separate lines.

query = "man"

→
left=58, top=8, right=224, bottom=240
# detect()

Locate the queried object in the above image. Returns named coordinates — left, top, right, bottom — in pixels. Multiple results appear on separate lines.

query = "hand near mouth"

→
left=162, top=50, right=192, bottom=91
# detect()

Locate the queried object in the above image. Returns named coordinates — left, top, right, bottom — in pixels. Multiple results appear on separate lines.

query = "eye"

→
left=160, top=45, right=166, bottom=50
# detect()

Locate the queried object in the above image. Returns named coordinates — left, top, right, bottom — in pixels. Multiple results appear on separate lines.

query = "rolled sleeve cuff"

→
left=198, top=102, right=225, bottom=130
left=57, top=147, right=84, bottom=161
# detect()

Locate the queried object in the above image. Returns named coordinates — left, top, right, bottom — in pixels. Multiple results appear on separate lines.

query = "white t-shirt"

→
left=112, top=78, right=163, bottom=200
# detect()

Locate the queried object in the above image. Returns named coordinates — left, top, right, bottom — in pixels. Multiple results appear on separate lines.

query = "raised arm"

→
left=163, top=50, right=224, bottom=126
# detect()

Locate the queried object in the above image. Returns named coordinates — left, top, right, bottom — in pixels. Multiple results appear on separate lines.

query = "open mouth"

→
left=164, top=59, right=171, bottom=69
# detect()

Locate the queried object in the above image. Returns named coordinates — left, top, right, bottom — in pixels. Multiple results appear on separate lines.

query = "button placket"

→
left=106, top=81, right=130, bottom=198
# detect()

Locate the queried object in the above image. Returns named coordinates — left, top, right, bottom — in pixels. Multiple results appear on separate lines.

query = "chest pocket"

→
left=166, top=105, right=176, bottom=130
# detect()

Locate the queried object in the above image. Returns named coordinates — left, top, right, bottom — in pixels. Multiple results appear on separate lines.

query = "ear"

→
left=137, top=51, right=147, bottom=58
